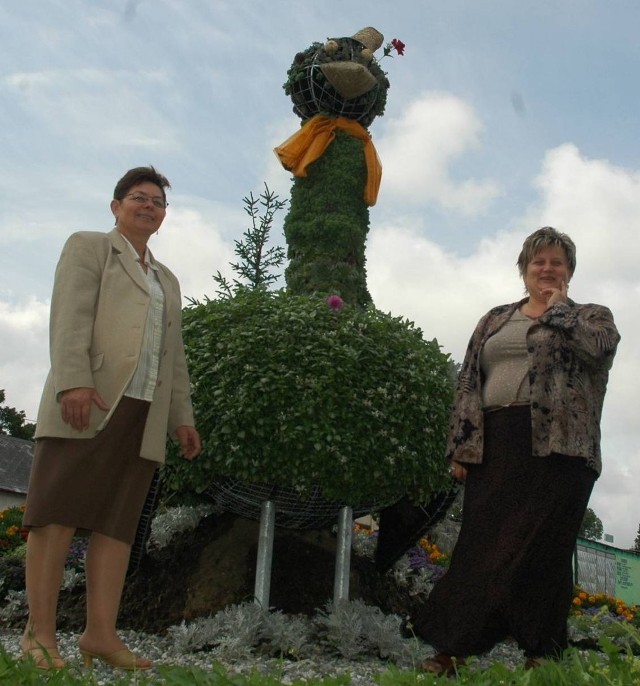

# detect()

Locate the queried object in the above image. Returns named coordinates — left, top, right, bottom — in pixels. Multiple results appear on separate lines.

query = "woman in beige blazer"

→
left=21, top=166, right=201, bottom=671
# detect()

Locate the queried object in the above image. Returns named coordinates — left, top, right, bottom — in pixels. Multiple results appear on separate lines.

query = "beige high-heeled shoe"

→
left=21, top=646, right=65, bottom=670
left=80, top=647, right=152, bottom=670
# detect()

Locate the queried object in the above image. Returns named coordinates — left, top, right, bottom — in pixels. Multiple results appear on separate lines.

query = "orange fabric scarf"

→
left=274, top=115, right=382, bottom=206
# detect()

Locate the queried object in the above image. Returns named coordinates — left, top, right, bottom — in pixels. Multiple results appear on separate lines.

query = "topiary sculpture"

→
left=275, top=27, right=394, bottom=307
left=163, top=29, right=454, bottom=552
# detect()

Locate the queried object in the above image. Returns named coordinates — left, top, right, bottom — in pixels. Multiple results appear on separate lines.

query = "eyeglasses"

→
left=125, top=192, right=168, bottom=209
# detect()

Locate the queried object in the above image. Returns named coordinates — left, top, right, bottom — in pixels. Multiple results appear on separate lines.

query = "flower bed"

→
left=572, top=587, right=638, bottom=624
left=0, top=506, right=27, bottom=553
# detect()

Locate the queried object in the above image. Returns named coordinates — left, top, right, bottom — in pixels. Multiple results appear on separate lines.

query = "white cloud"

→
left=154, top=203, right=239, bottom=303
left=368, top=222, right=523, bottom=362
left=367, top=142, right=640, bottom=547
left=522, top=143, right=640, bottom=548
left=0, top=298, right=50, bottom=423
left=525, top=143, right=640, bottom=282
left=4, top=68, right=178, bottom=150
left=377, top=93, right=503, bottom=215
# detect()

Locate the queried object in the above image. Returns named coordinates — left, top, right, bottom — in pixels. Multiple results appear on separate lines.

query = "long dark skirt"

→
left=23, top=397, right=158, bottom=545
left=410, top=404, right=596, bottom=659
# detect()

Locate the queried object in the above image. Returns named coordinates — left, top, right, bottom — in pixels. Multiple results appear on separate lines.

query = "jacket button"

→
left=527, top=346, right=534, bottom=353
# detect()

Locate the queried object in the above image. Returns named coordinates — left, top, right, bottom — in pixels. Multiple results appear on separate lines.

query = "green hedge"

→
left=165, top=289, right=454, bottom=507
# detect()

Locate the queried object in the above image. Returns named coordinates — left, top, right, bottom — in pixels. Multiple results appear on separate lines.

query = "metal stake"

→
left=333, top=505, right=353, bottom=604
left=254, top=499, right=275, bottom=608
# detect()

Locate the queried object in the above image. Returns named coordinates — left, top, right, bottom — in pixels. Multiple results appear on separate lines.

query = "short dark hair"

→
left=113, top=166, right=171, bottom=203
left=517, top=226, right=576, bottom=277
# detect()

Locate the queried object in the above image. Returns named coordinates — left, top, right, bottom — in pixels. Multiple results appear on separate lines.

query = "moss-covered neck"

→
left=283, top=130, right=372, bottom=307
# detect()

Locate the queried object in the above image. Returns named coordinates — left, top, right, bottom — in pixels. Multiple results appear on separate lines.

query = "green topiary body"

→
left=284, top=130, right=372, bottom=306
left=165, top=290, right=453, bottom=508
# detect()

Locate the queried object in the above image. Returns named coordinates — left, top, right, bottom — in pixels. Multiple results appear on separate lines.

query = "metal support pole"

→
left=333, top=505, right=353, bottom=604
left=254, top=500, right=276, bottom=608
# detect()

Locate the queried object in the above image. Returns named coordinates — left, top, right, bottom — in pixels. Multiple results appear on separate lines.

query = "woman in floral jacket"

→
left=413, top=227, right=620, bottom=675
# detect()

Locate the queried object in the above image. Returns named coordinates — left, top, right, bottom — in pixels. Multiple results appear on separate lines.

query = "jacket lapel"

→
left=108, top=229, right=150, bottom=294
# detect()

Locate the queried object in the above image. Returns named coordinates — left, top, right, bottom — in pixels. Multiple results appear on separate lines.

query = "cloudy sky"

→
left=1, top=1, right=638, bottom=547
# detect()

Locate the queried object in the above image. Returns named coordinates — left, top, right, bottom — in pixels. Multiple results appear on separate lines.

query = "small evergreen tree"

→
left=213, top=184, right=286, bottom=297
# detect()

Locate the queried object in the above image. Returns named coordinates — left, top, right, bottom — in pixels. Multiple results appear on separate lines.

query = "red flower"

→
left=391, top=39, right=405, bottom=56
left=381, top=39, right=406, bottom=61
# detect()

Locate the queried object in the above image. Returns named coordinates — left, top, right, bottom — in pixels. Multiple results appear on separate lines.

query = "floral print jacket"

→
left=447, top=298, right=620, bottom=475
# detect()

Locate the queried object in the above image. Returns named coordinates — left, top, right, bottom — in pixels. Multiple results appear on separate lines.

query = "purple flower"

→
left=327, top=295, right=344, bottom=312
left=65, top=537, right=88, bottom=570
left=407, top=546, right=428, bottom=569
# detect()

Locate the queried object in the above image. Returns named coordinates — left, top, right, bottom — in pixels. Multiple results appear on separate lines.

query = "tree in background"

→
left=579, top=507, right=603, bottom=541
left=634, top=523, right=640, bottom=552
left=0, top=390, right=35, bottom=441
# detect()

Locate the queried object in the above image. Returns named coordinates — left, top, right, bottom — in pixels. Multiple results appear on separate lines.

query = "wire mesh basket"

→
left=289, top=39, right=381, bottom=123
left=205, top=476, right=387, bottom=529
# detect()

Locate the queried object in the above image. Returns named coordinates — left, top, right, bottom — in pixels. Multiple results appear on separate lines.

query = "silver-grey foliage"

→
left=146, top=504, right=218, bottom=552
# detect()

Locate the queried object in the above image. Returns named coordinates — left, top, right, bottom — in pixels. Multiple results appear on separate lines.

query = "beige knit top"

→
left=480, top=309, right=533, bottom=409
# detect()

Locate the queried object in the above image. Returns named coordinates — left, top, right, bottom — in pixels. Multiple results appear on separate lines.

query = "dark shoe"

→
left=421, top=653, right=465, bottom=677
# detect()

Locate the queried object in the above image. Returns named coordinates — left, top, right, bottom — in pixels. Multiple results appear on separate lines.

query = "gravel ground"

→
left=1, top=628, right=528, bottom=684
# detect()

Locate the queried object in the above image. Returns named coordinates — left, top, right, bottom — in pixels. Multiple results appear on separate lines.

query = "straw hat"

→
left=351, top=27, right=384, bottom=52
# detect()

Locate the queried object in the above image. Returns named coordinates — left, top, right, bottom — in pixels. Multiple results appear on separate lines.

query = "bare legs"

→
left=79, top=533, right=131, bottom=653
left=78, top=533, right=151, bottom=670
left=22, top=527, right=149, bottom=670
left=21, top=524, right=75, bottom=667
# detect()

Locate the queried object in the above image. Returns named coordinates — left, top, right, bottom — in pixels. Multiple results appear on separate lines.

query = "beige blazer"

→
left=35, top=229, right=195, bottom=463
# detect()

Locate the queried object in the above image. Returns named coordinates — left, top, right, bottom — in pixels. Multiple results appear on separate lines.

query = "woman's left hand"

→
left=175, top=425, right=202, bottom=460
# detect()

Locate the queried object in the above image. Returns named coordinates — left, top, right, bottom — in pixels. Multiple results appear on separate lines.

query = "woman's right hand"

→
left=60, top=387, right=109, bottom=431
left=450, top=461, right=467, bottom=483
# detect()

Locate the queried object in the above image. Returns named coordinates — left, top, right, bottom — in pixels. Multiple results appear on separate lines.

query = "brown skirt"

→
left=23, top=396, right=158, bottom=545
left=410, top=404, right=597, bottom=659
